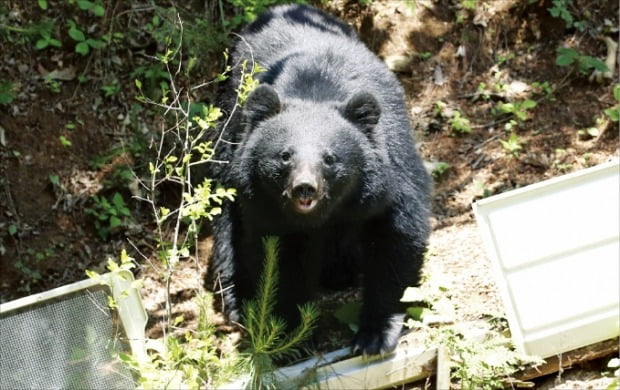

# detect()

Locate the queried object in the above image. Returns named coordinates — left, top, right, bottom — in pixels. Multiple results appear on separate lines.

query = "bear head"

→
left=232, top=84, right=385, bottom=224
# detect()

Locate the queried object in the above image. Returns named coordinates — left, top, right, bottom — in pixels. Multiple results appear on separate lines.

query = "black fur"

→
left=206, top=4, right=431, bottom=356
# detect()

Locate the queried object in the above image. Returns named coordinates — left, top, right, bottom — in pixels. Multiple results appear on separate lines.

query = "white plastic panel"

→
left=473, top=160, right=620, bottom=358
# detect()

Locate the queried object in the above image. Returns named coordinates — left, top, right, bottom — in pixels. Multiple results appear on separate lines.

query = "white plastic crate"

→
left=473, top=160, right=620, bottom=358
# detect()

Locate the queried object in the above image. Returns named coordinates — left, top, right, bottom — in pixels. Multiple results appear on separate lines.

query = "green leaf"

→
left=334, top=301, right=361, bottom=330
left=583, top=56, right=609, bottom=72
left=35, top=39, right=49, bottom=50
left=92, top=4, right=105, bottom=17
left=68, top=22, right=86, bottom=42
left=107, top=295, right=118, bottom=309
left=59, top=135, right=72, bottom=147
left=112, top=192, right=125, bottom=208
left=498, top=102, right=514, bottom=113
left=77, top=0, right=92, bottom=11
left=109, top=215, right=122, bottom=228
left=75, top=41, right=90, bottom=56
left=8, top=224, right=18, bottom=236
left=85, top=269, right=101, bottom=282
left=0, top=81, right=14, bottom=105
left=406, top=306, right=429, bottom=321
left=555, top=48, right=578, bottom=66
left=49, top=174, right=60, bottom=186
left=604, top=107, right=620, bottom=122
left=86, top=38, right=105, bottom=49
left=521, top=99, right=537, bottom=109
left=613, top=85, right=620, bottom=102
left=38, top=0, right=48, bottom=10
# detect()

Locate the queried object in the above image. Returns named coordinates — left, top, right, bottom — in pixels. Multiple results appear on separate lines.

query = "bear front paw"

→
left=352, top=328, right=400, bottom=356
left=352, top=314, right=405, bottom=356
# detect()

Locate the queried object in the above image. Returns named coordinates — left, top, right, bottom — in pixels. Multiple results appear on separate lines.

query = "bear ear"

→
left=342, top=92, right=381, bottom=132
left=243, top=84, right=282, bottom=126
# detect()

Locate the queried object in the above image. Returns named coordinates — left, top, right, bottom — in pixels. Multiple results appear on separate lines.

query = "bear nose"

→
left=292, top=182, right=317, bottom=199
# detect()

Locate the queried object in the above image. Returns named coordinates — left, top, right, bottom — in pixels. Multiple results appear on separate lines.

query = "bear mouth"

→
left=293, top=197, right=318, bottom=214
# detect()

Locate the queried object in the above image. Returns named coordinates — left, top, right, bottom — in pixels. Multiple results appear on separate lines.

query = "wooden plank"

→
left=515, top=337, right=620, bottom=381
left=436, top=344, right=451, bottom=389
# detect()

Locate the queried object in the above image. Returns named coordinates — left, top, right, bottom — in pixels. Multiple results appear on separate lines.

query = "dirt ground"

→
left=1, top=0, right=618, bottom=387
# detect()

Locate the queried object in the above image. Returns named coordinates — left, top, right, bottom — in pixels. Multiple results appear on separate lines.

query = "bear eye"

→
left=323, top=154, right=336, bottom=165
left=281, top=151, right=292, bottom=162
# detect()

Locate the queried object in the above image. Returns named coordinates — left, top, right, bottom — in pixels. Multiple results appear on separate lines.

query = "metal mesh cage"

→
left=0, top=283, right=138, bottom=389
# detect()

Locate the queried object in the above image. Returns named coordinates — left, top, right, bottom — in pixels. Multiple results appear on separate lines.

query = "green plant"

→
left=449, top=110, right=472, bottom=134
left=494, top=99, right=537, bottom=131
left=236, top=60, right=266, bottom=104
left=0, top=79, right=15, bottom=105
left=495, top=99, right=537, bottom=122
left=418, top=51, right=432, bottom=60
left=224, top=0, right=305, bottom=30
left=132, top=64, right=170, bottom=100
left=499, top=133, right=523, bottom=157
left=14, top=242, right=67, bottom=293
left=73, top=0, right=105, bottom=17
left=455, top=0, right=476, bottom=23
left=398, top=267, right=543, bottom=388
left=474, top=180, right=494, bottom=199
left=101, top=79, right=121, bottom=97
left=434, top=101, right=473, bottom=134
left=91, top=253, right=243, bottom=388
left=118, top=293, right=243, bottom=389
left=43, top=75, right=61, bottom=93
left=135, top=6, right=228, bottom=78
left=241, top=236, right=319, bottom=389
left=431, top=162, right=452, bottom=179
left=577, top=125, right=601, bottom=140
left=460, top=0, right=476, bottom=9
left=604, top=84, right=620, bottom=122
left=67, top=19, right=106, bottom=56
left=401, top=286, right=433, bottom=328
left=87, top=252, right=243, bottom=389
left=531, top=81, right=555, bottom=101
left=8, top=223, right=18, bottom=236
left=34, top=20, right=62, bottom=49
left=58, top=135, right=72, bottom=147
left=85, top=192, right=133, bottom=240
left=442, top=327, right=543, bottom=390
left=548, top=0, right=587, bottom=31
left=334, top=301, right=362, bottom=333
left=0, top=18, right=61, bottom=49
left=496, top=51, right=515, bottom=65
left=14, top=257, right=43, bottom=291
left=555, top=47, right=608, bottom=75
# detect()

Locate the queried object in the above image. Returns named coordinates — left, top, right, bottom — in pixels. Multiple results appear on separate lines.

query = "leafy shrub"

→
left=85, top=192, right=133, bottom=240
left=556, top=48, right=609, bottom=75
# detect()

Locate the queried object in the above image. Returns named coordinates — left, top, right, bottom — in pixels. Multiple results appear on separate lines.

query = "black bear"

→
left=208, top=4, right=431, bottom=356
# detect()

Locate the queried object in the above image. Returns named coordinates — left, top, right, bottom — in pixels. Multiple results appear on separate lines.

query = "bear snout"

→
left=292, top=182, right=317, bottom=200
left=283, top=168, right=324, bottom=214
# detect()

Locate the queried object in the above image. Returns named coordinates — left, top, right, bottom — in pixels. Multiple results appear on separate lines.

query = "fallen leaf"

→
left=38, top=65, right=77, bottom=81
